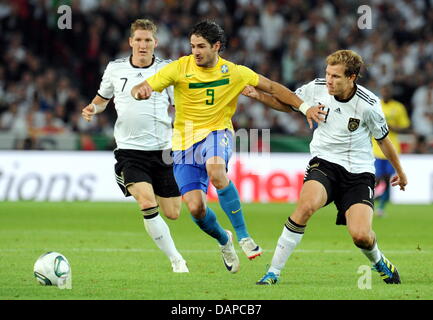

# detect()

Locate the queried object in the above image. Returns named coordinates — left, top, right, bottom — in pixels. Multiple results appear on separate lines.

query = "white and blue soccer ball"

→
left=33, top=252, right=72, bottom=289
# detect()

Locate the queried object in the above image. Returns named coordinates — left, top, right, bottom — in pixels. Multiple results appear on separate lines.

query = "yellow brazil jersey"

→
left=372, top=99, right=410, bottom=159
left=146, top=55, right=259, bottom=151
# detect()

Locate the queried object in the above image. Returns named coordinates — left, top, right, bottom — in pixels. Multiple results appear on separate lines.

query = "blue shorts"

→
left=374, top=158, right=395, bottom=178
left=172, top=130, right=233, bottom=195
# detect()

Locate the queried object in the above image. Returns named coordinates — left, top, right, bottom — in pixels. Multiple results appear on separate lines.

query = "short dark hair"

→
left=189, top=20, right=226, bottom=52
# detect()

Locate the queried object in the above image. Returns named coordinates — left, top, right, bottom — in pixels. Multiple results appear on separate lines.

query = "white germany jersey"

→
left=97, top=55, right=174, bottom=151
left=295, top=78, right=389, bottom=174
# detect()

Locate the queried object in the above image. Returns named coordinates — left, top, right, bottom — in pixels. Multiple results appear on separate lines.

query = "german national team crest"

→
left=221, top=64, right=229, bottom=73
left=348, top=118, right=360, bottom=132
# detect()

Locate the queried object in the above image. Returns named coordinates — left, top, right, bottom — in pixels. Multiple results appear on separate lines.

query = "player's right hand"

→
left=131, top=81, right=153, bottom=100
left=242, top=85, right=259, bottom=99
left=306, top=105, right=328, bottom=129
left=391, top=172, right=408, bottom=191
left=81, top=104, right=96, bottom=122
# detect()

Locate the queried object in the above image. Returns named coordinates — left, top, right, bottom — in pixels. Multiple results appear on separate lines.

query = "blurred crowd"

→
left=0, top=0, right=432, bottom=152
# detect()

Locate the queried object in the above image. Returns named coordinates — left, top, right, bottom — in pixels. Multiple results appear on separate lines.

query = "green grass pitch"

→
left=0, top=201, right=432, bottom=300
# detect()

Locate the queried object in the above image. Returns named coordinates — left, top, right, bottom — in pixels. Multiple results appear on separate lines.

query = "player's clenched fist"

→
left=81, top=104, right=96, bottom=122
left=242, top=85, right=259, bottom=99
left=131, top=81, right=153, bottom=100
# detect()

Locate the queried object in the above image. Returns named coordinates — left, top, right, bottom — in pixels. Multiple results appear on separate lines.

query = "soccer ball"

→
left=33, top=252, right=72, bottom=289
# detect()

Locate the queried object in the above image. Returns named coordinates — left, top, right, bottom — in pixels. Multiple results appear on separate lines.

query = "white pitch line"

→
left=0, top=248, right=430, bottom=254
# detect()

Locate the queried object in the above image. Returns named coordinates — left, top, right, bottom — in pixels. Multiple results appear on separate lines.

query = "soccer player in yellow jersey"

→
left=372, top=85, right=410, bottom=216
left=132, top=20, right=324, bottom=273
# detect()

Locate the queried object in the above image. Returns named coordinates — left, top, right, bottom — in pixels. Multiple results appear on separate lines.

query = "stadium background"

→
left=1, top=0, right=433, bottom=152
left=0, top=0, right=432, bottom=204
left=1, top=0, right=433, bottom=302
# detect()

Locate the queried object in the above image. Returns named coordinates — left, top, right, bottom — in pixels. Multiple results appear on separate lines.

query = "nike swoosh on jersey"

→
left=185, top=74, right=194, bottom=77
left=231, top=208, right=241, bottom=214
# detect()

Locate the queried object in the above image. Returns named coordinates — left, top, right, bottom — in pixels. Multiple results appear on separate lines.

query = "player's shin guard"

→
left=268, top=217, right=305, bottom=276
left=216, top=180, right=249, bottom=240
left=191, top=207, right=229, bottom=245
left=142, top=206, right=183, bottom=261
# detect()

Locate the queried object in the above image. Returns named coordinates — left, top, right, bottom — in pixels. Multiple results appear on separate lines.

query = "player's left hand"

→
left=306, top=105, right=328, bottom=129
left=390, top=172, right=407, bottom=191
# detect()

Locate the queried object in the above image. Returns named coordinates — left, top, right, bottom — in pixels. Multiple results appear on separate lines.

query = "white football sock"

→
left=143, top=214, right=183, bottom=262
left=268, top=226, right=304, bottom=276
left=360, top=240, right=382, bottom=264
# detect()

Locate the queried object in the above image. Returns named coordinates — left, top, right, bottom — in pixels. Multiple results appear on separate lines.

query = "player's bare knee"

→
left=295, top=202, right=316, bottom=220
left=186, top=200, right=206, bottom=219
left=209, top=173, right=227, bottom=190
left=164, top=208, right=180, bottom=220
left=138, top=198, right=158, bottom=211
left=351, top=231, right=373, bottom=249
left=210, top=177, right=226, bottom=190
left=131, top=189, right=156, bottom=210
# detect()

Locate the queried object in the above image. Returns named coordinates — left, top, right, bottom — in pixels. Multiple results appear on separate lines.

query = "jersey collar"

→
left=129, top=55, right=155, bottom=68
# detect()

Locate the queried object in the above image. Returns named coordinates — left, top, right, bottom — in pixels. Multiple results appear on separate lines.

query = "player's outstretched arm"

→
left=82, top=95, right=109, bottom=122
left=131, top=80, right=153, bottom=100
left=242, top=86, right=293, bottom=113
left=255, top=75, right=327, bottom=128
left=376, top=136, right=408, bottom=191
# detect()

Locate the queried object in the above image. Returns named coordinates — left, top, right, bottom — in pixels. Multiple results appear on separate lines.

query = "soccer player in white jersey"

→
left=243, top=50, right=407, bottom=285
left=81, top=19, right=188, bottom=273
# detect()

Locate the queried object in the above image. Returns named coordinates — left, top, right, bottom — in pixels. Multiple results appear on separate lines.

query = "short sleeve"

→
left=97, top=63, right=114, bottom=100
left=366, top=102, right=389, bottom=140
left=147, top=60, right=180, bottom=92
left=238, top=65, right=259, bottom=87
left=294, top=80, right=316, bottom=106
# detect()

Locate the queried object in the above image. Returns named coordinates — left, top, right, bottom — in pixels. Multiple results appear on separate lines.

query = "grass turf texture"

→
left=0, top=202, right=432, bottom=300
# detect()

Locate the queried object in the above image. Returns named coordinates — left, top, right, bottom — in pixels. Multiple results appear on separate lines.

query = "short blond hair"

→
left=326, top=50, right=363, bottom=79
left=130, top=19, right=157, bottom=38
